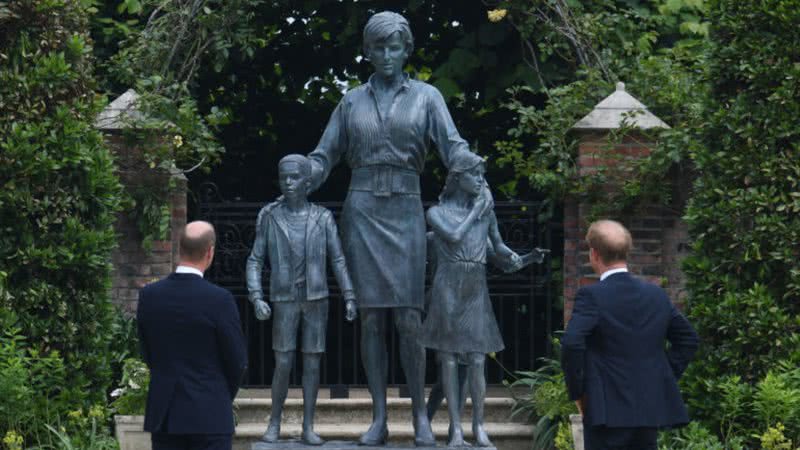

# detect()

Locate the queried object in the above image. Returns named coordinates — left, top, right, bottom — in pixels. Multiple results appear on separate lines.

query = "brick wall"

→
left=563, top=132, right=690, bottom=323
left=103, top=133, right=187, bottom=315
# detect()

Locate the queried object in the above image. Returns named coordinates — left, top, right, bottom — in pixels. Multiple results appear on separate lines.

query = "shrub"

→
left=509, top=339, right=576, bottom=450
left=111, top=358, right=149, bottom=416
left=682, top=0, right=800, bottom=433
left=0, top=0, right=122, bottom=442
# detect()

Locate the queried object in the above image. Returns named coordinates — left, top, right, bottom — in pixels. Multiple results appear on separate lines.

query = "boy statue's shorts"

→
left=271, top=282, right=328, bottom=353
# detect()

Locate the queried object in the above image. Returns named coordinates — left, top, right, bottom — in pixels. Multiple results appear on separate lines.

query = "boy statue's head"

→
left=278, top=154, right=312, bottom=201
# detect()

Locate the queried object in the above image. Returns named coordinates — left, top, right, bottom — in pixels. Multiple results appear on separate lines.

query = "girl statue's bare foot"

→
left=473, top=423, right=493, bottom=447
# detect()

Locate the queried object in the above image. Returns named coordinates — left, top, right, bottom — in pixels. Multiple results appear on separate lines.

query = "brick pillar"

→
left=95, top=90, right=187, bottom=315
left=101, top=134, right=187, bottom=315
left=564, top=83, right=689, bottom=324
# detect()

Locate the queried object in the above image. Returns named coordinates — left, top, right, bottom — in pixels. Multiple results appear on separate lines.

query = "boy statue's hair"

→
left=278, top=154, right=312, bottom=177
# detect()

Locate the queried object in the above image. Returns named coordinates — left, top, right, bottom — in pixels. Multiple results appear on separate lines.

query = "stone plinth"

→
left=252, top=440, right=496, bottom=450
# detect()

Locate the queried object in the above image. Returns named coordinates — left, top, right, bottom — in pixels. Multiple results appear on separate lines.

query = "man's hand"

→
left=345, top=299, right=358, bottom=322
left=575, top=397, right=585, bottom=415
left=253, top=299, right=272, bottom=321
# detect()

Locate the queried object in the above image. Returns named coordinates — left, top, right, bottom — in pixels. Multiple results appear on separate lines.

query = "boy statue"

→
left=246, top=154, right=358, bottom=445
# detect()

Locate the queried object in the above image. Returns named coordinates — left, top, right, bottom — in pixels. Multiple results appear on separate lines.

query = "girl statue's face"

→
left=457, top=166, right=485, bottom=196
left=367, top=31, right=409, bottom=79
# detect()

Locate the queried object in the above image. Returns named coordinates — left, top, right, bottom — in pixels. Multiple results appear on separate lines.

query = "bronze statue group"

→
left=137, top=10, right=698, bottom=450
left=243, top=11, right=549, bottom=448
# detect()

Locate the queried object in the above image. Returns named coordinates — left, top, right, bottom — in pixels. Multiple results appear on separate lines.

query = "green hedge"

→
left=682, top=0, right=800, bottom=444
left=0, top=0, right=123, bottom=441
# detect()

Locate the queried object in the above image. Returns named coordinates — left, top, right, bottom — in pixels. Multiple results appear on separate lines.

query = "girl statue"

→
left=420, top=152, right=522, bottom=447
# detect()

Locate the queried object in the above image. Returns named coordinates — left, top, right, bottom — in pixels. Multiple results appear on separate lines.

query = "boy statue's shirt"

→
left=285, top=209, right=308, bottom=284
left=245, top=201, right=355, bottom=303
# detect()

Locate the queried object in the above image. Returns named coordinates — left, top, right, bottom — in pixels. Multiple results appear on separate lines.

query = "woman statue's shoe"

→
left=414, top=414, right=436, bottom=447
left=302, top=429, right=325, bottom=446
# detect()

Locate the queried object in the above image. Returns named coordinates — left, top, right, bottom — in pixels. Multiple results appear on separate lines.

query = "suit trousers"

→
left=583, top=425, right=658, bottom=450
left=151, top=432, right=233, bottom=450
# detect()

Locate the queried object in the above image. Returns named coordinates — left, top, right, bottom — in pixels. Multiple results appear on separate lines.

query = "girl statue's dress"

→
left=420, top=206, right=504, bottom=355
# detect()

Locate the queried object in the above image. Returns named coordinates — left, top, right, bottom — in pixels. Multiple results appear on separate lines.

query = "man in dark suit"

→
left=562, top=220, right=699, bottom=450
left=138, top=221, right=248, bottom=450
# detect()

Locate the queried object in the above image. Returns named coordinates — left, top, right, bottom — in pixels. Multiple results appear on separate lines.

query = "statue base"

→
left=252, top=439, right=497, bottom=450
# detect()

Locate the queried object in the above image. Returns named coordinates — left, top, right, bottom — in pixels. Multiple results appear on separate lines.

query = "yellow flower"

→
left=68, top=409, right=83, bottom=420
left=487, top=9, right=507, bottom=22
left=89, top=404, right=106, bottom=419
left=173, top=135, right=184, bottom=148
left=3, top=431, right=24, bottom=450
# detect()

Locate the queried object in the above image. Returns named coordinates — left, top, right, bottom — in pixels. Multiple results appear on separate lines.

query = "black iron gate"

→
left=195, top=182, right=559, bottom=388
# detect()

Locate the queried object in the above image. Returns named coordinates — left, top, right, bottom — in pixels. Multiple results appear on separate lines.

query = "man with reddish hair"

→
left=562, top=220, right=698, bottom=450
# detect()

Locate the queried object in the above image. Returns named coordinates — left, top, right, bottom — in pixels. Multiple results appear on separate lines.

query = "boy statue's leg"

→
left=467, top=352, right=492, bottom=447
left=301, top=352, right=324, bottom=445
left=299, top=299, right=328, bottom=445
left=264, top=350, right=294, bottom=442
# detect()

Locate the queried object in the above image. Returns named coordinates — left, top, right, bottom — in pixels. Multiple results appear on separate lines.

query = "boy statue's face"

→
left=278, top=162, right=310, bottom=200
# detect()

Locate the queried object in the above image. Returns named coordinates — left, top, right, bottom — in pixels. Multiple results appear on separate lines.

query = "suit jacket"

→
left=245, top=202, right=354, bottom=303
left=561, top=272, right=699, bottom=428
left=137, top=273, right=248, bottom=434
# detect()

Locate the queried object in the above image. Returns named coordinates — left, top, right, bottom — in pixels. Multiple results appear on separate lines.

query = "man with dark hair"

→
left=138, top=221, right=247, bottom=450
left=562, top=220, right=699, bottom=450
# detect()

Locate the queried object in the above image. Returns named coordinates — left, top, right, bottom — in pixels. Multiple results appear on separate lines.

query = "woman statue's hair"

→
left=363, top=11, right=414, bottom=56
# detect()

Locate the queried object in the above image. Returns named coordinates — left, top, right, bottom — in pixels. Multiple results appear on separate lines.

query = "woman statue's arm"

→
left=308, top=100, right=348, bottom=191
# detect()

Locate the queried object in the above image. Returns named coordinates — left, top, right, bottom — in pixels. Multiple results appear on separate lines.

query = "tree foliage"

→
left=494, top=0, right=709, bottom=215
left=0, top=0, right=122, bottom=439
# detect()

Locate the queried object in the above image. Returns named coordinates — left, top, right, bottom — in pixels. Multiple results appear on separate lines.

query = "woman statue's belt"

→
left=350, top=165, right=421, bottom=197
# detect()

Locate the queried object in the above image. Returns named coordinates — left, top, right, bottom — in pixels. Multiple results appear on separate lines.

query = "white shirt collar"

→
left=175, top=265, right=204, bottom=277
left=600, top=267, right=628, bottom=281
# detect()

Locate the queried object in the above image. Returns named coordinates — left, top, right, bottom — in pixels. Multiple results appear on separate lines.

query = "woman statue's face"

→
left=367, top=31, right=408, bottom=79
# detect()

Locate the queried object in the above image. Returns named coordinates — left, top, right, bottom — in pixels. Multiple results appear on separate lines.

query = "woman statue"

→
left=307, top=11, right=486, bottom=446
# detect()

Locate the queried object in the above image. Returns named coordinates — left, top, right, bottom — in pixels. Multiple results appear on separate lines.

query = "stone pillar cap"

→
left=572, top=81, right=670, bottom=130
left=95, top=89, right=147, bottom=130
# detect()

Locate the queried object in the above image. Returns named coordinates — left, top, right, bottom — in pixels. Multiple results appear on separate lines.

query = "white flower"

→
left=111, top=388, right=125, bottom=398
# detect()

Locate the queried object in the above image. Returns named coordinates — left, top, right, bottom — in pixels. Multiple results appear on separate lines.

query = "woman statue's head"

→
left=363, top=11, right=414, bottom=79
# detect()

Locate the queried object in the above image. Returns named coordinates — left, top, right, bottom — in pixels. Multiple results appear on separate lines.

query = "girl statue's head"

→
left=440, top=152, right=486, bottom=202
